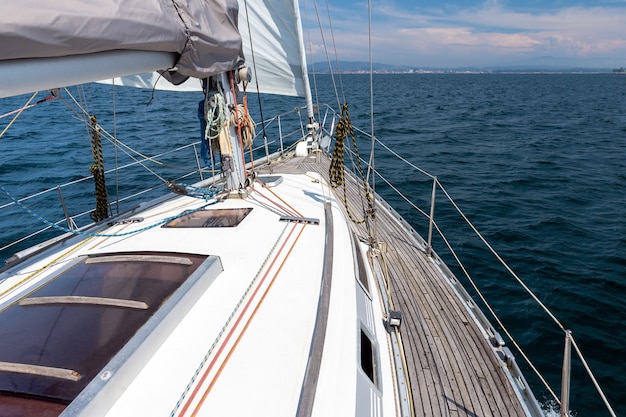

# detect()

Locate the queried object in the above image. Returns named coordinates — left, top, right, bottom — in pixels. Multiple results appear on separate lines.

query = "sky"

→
left=302, top=0, right=626, bottom=69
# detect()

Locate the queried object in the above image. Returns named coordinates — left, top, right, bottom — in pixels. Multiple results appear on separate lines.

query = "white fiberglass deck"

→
left=0, top=169, right=396, bottom=416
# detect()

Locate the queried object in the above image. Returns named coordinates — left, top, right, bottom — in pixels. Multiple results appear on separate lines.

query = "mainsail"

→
left=0, top=0, right=243, bottom=98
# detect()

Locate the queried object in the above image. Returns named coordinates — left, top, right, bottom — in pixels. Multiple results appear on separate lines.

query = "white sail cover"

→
left=110, top=0, right=309, bottom=97
left=0, top=0, right=243, bottom=98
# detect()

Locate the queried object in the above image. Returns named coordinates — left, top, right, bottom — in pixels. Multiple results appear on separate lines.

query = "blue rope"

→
left=167, top=181, right=221, bottom=201
left=1, top=184, right=217, bottom=239
left=181, top=183, right=220, bottom=201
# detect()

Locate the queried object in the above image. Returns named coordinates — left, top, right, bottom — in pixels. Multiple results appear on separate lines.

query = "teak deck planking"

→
left=259, top=152, right=529, bottom=417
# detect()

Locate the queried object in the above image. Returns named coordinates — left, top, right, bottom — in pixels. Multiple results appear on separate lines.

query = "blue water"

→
left=1, top=74, right=625, bottom=416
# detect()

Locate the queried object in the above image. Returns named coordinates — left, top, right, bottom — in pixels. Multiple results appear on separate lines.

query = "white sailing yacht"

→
left=0, top=1, right=617, bottom=416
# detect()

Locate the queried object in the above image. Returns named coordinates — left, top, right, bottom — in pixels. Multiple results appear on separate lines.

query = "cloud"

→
left=306, top=1, right=626, bottom=67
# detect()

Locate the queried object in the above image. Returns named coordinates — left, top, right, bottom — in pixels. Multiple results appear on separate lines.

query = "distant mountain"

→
left=309, top=59, right=617, bottom=74
left=485, top=56, right=614, bottom=72
left=309, top=61, right=414, bottom=73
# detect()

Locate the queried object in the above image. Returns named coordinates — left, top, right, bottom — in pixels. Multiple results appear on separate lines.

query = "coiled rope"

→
left=328, top=103, right=374, bottom=224
left=230, top=104, right=255, bottom=149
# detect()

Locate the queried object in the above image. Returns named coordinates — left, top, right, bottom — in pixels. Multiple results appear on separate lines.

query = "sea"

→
left=0, top=73, right=624, bottom=416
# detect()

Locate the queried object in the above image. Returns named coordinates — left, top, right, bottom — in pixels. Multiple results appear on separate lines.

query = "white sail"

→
left=107, top=0, right=309, bottom=98
left=239, top=0, right=309, bottom=97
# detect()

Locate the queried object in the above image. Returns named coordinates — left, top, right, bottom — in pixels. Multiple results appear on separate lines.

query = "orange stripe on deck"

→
left=178, top=222, right=306, bottom=416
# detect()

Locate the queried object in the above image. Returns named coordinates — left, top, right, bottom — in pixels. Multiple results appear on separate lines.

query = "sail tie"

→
left=328, top=103, right=374, bottom=224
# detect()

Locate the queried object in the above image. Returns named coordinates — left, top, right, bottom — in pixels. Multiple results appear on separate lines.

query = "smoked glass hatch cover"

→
left=0, top=251, right=207, bottom=408
left=164, top=207, right=252, bottom=228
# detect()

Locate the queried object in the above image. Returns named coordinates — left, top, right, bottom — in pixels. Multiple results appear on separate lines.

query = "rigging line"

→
left=0, top=93, right=57, bottom=122
left=433, top=217, right=560, bottom=404
left=146, top=71, right=169, bottom=106
left=0, top=224, right=53, bottom=252
left=251, top=180, right=301, bottom=217
left=323, top=0, right=345, bottom=103
left=303, top=3, right=322, bottom=125
left=62, top=88, right=161, bottom=163
left=366, top=0, right=377, bottom=241
left=569, top=336, right=618, bottom=417
left=311, top=0, right=342, bottom=111
left=0, top=142, right=210, bottom=214
left=242, top=0, right=270, bottom=159
left=112, top=77, right=120, bottom=214
left=246, top=193, right=291, bottom=218
left=436, top=179, right=566, bottom=331
left=59, top=88, right=172, bottom=184
left=0, top=92, right=38, bottom=139
left=177, top=222, right=302, bottom=416
left=370, top=134, right=435, bottom=179
left=0, top=183, right=216, bottom=239
left=0, top=237, right=94, bottom=300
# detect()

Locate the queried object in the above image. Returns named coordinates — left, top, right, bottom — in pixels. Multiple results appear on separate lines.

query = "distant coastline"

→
left=309, top=60, right=626, bottom=75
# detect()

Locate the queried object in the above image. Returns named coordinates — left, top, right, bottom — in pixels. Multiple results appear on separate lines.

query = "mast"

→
left=294, top=0, right=314, bottom=126
left=218, top=72, right=246, bottom=192
left=293, top=0, right=319, bottom=154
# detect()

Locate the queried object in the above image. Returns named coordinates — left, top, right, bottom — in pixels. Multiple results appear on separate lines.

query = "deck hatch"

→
left=360, top=329, right=378, bottom=386
left=163, top=208, right=252, bottom=228
left=0, top=251, right=207, bottom=405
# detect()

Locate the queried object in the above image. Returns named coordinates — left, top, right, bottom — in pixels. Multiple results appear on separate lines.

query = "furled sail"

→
left=0, top=0, right=243, bottom=98
left=108, top=0, right=309, bottom=97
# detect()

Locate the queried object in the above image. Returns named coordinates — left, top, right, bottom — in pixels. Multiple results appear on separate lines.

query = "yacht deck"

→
left=259, top=151, right=535, bottom=417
